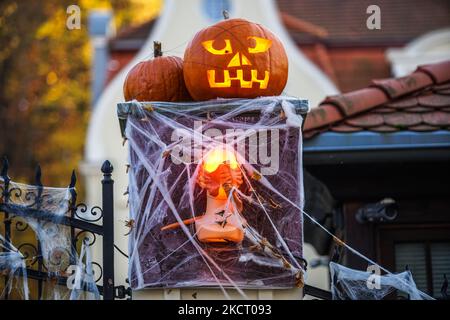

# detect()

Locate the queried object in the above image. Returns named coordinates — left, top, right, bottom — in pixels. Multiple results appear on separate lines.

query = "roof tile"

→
left=385, top=97, right=419, bottom=109
left=370, top=125, right=399, bottom=133
left=383, top=112, right=422, bottom=127
left=418, top=94, right=450, bottom=108
left=433, top=83, right=450, bottom=92
left=436, top=89, right=450, bottom=95
left=375, top=107, right=396, bottom=113
left=330, top=124, right=362, bottom=133
left=345, top=113, right=384, bottom=128
left=422, top=111, right=450, bottom=126
left=303, top=129, right=322, bottom=139
left=371, top=72, right=433, bottom=99
left=408, top=124, right=440, bottom=132
left=322, top=88, right=387, bottom=116
left=407, top=106, right=433, bottom=113
left=304, top=60, right=450, bottom=139
left=303, top=104, right=342, bottom=131
left=417, top=60, right=450, bottom=84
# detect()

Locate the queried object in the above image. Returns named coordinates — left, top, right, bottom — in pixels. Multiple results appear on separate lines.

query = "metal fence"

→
left=0, top=155, right=333, bottom=300
left=0, top=157, right=131, bottom=300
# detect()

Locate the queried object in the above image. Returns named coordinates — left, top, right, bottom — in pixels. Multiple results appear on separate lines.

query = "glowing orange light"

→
left=201, top=37, right=272, bottom=90
left=202, top=39, right=232, bottom=55
left=196, top=147, right=245, bottom=244
left=161, top=147, right=244, bottom=243
left=241, top=54, right=252, bottom=66
left=227, top=53, right=241, bottom=67
left=248, top=36, right=272, bottom=53
left=207, top=69, right=269, bottom=89
left=227, top=53, right=252, bottom=67
left=203, top=147, right=239, bottom=173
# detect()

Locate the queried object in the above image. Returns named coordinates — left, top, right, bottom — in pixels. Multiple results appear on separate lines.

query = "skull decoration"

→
left=183, top=18, right=288, bottom=101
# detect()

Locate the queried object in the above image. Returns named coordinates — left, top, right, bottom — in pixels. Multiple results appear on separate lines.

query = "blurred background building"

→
left=82, top=0, right=450, bottom=299
left=1, top=0, right=449, bottom=300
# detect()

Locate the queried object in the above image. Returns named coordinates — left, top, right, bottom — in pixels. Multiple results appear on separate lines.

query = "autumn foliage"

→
left=0, top=0, right=161, bottom=191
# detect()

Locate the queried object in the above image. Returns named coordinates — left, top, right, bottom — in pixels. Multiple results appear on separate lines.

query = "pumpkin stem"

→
left=222, top=10, right=229, bottom=20
left=153, top=41, right=162, bottom=57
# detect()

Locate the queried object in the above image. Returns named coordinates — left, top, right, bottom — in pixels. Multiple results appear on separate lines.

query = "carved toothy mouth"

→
left=207, top=69, right=269, bottom=89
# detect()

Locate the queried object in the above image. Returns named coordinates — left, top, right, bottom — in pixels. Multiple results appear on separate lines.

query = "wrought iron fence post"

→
left=68, top=171, right=78, bottom=270
left=1, top=157, right=11, bottom=248
left=34, top=164, right=44, bottom=300
left=101, top=160, right=114, bottom=300
left=1, top=157, right=123, bottom=300
left=1, top=157, right=12, bottom=299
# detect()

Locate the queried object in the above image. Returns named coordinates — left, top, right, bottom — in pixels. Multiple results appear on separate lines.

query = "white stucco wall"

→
left=387, top=28, right=450, bottom=77
left=82, top=0, right=337, bottom=300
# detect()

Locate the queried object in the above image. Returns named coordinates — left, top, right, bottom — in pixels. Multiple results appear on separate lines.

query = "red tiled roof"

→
left=303, top=60, right=450, bottom=139
left=279, top=12, right=328, bottom=39
left=109, top=19, right=157, bottom=50
left=104, top=1, right=449, bottom=92
left=276, top=0, right=450, bottom=46
left=109, top=0, right=450, bottom=49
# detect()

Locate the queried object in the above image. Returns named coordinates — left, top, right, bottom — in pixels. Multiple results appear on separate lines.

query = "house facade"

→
left=303, top=60, right=450, bottom=298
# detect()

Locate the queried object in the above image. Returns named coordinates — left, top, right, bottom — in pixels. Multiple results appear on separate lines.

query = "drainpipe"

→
left=88, top=9, right=115, bottom=107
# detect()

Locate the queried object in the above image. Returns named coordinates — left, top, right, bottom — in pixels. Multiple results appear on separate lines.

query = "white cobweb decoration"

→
left=0, top=178, right=100, bottom=300
left=68, top=240, right=101, bottom=300
left=1, top=180, right=74, bottom=274
left=329, top=262, right=434, bottom=300
left=121, top=95, right=433, bottom=301
left=121, top=96, right=308, bottom=297
left=0, top=234, right=29, bottom=299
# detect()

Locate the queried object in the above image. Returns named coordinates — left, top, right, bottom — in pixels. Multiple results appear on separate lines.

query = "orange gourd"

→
left=123, top=41, right=192, bottom=102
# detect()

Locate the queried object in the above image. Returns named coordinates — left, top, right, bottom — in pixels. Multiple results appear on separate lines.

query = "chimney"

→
left=88, top=9, right=115, bottom=106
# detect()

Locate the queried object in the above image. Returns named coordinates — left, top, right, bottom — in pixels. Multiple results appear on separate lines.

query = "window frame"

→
left=377, top=224, right=450, bottom=297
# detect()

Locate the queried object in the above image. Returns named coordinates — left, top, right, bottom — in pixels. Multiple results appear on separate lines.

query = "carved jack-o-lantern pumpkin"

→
left=183, top=18, right=288, bottom=101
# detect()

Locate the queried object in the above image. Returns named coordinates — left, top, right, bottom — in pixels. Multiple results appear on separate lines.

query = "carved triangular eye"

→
left=202, top=39, right=233, bottom=55
left=248, top=36, right=272, bottom=53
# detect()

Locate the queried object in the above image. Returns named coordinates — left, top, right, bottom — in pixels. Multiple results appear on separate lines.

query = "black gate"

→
left=0, top=157, right=131, bottom=300
left=0, top=155, right=331, bottom=300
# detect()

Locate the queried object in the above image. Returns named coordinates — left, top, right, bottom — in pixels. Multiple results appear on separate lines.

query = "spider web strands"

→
left=143, top=103, right=290, bottom=173
left=149, top=109, right=303, bottom=271
left=0, top=234, right=29, bottom=300
left=127, top=134, right=247, bottom=299
left=123, top=97, right=434, bottom=300
left=329, top=262, right=433, bottom=300
left=0, top=178, right=104, bottom=300
left=248, top=170, right=434, bottom=300
left=125, top=97, right=307, bottom=297
left=130, top=236, right=194, bottom=283
left=0, top=181, right=74, bottom=300
left=232, top=139, right=431, bottom=299
left=236, top=168, right=304, bottom=272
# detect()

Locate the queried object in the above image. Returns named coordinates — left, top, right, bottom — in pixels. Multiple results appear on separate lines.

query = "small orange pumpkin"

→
left=123, top=41, right=192, bottom=102
left=183, top=17, right=288, bottom=101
